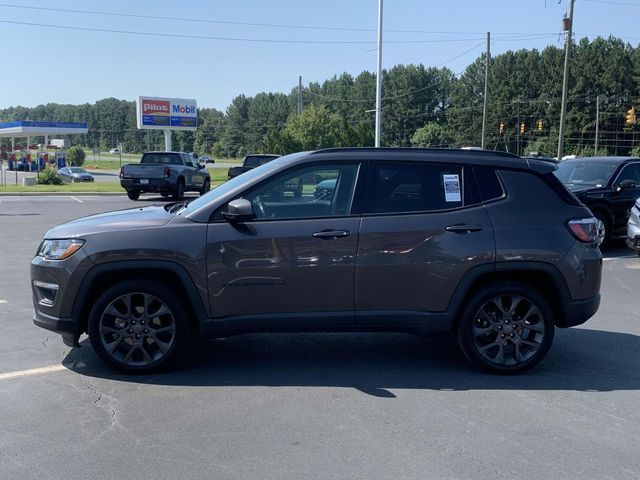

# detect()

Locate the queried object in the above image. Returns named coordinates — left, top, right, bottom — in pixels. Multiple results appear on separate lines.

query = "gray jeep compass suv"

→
left=31, top=148, right=602, bottom=374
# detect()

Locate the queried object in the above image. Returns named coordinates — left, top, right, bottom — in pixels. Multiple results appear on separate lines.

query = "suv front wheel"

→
left=457, top=282, right=555, bottom=374
left=87, top=279, right=191, bottom=373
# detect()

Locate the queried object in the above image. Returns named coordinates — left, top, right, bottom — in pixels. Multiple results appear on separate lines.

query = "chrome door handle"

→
left=312, top=230, right=350, bottom=239
left=445, top=224, right=483, bottom=233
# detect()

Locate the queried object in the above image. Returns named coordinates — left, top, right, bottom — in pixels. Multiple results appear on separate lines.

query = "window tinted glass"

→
left=141, top=153, right=181, bottom=165
left=370, top=163, right=464, bottom=214
left=474, top=166, right=504, bottom=201
left=554, top=160, right=617, bottom=186
left=615, top=163, right=640, bottom=185
left=244, top=164, right=359, bottom=220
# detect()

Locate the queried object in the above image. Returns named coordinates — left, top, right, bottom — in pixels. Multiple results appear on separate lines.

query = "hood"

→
left=564, top=183, right=609, bottom=194
left=44, top=205, right=173, bottom=238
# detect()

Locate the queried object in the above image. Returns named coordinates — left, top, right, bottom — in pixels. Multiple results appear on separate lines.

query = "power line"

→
left=0, top=19, right=514, bottom=45
left=0, top=3, right=561, bottom=36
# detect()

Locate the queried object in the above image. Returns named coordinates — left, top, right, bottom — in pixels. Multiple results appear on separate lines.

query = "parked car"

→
left=58, top=167, right=95, bottom=183
left=200, top=156, right=215, bottom=164
left=119, top=151, right=210, bottom=200
left=109, top=148, right=120, bottom=154
left=228, top=154, right=280, bottom=179
left=626, top=197, right=640, bottom=256
left=32, top=147, right=602, bottom=374
left=554, top=156, right=640, bottom=246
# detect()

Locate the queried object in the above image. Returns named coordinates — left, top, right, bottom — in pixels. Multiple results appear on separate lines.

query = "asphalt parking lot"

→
left=1, top=195, right=639, bottom=480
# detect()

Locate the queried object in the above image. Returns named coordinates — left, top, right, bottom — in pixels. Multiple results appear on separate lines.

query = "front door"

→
left=206, top=162, right=362, bottom=327
left=610, top=162, right=640, bottom=230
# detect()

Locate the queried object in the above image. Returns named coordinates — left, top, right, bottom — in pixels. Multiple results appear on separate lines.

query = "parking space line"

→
left=69, top=196, right=84, bottom=203
left=0, top=364, right=67, bottom=381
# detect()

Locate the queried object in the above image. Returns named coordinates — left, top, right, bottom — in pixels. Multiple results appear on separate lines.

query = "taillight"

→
left=567, top=217, right=599, bottom=243
left=119, top=167, right=123, bottom=178
left=163, top=166, right=170, bottom=178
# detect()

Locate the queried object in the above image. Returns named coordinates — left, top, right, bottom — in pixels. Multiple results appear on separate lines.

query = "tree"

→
left=411, top=122, right=453, bottom=147
left=66, top=145, right=86, bottom=166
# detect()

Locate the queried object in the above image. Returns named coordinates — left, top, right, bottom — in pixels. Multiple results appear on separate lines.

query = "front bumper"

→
left=33, top=311, right=80, bottom=347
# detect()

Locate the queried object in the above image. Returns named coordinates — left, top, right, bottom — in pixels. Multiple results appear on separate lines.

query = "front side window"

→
left=615, top=163, right=640, bottom=185
left=368, top=163, right=465, bottom=214
left=243, top=164, right=359, bottom=220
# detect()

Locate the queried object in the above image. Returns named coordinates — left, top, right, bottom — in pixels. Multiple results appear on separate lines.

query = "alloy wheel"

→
left=471, top=294, right=546, bottom=367
left=98, top=292, right=176, bottom=367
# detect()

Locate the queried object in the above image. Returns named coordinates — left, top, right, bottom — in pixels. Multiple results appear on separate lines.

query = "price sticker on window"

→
left=443, top=174, right=461, bottom=202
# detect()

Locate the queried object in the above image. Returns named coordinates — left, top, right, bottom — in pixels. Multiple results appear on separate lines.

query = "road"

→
left=1, top=195, right=639, bottom=479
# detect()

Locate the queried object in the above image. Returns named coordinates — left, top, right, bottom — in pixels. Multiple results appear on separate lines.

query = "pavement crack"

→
left=41, top=337, right=48, bottom=347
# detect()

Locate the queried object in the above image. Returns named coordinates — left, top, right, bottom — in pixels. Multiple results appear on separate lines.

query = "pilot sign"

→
left=136, top=96, right=198, bottom=131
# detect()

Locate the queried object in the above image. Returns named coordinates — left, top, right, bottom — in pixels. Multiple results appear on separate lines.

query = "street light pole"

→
left=557, top=0, right=575, bottom=160
left=374, top=0, right=383, bottom=148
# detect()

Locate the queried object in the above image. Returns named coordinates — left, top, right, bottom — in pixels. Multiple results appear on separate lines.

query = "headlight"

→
left=37, top=239, right=85, bottom=260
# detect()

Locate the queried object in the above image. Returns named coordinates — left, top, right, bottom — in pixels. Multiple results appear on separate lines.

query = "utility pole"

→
left=481, top=32, right=491, bottom=150
left=297, top=76, right=303, bottom=116
left=595, top=95, right=600, bottom=155
left=557, top=0, right=575, bottom=160
left=375, top=0, right=383, bottom=147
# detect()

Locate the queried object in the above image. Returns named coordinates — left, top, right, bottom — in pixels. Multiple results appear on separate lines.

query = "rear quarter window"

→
left=473, top=166, right=505, bottom=202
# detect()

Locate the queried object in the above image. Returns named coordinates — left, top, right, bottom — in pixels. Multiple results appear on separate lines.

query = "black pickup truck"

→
left=120, top=151, right=211, bottom=200
left=227, top=154, right=280, bottom=180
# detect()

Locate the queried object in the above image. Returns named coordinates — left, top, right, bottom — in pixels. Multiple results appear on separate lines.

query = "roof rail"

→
left=309, top=147, right=520, bottom=159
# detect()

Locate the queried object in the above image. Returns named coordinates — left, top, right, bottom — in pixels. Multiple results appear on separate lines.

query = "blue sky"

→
left=0, top=0, right=637, bottom=111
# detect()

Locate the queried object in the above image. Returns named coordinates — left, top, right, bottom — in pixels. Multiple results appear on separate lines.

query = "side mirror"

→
left=618, top=179, right=637, bottom=191
left=198, top=163, right=205, bottom=169
left=222, top=198, right=254, bottom=222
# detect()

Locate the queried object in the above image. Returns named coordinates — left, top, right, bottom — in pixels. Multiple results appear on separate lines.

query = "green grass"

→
left=0, top=181, right=123, bottom=193
left=0, top=169, right=228, bottom=193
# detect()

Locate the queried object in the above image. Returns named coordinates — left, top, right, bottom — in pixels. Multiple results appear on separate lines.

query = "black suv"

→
left=554, top=157, right=640, bottom=245
left=31, top=148, right=602, bottom=374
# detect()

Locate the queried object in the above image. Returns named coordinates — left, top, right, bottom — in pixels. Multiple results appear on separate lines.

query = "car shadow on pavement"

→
left=602, top=239, right=636, bottom=259
left=62, top=327, right=640, bottom=397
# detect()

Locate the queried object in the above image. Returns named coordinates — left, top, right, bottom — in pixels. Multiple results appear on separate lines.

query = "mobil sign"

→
left=136, top=96, right=198, bottom=131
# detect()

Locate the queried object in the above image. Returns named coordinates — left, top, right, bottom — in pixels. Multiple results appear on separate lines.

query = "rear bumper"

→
left=120, top=178, right=172, bottom=192
left=558, top=293, right=601, bottom=328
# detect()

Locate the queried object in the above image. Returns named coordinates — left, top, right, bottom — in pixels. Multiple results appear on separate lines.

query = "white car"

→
left=626, top=198, right=640, bottom=257
left=109, top=148, right=120, bottom=154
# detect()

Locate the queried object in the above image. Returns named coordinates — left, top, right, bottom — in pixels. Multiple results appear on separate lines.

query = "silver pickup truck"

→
left=120, top=151, right=211, bottom=200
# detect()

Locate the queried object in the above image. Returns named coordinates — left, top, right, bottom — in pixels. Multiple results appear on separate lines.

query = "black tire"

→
left=172, top=179, right=185, bottom=200
left=593, top=210, right=611, bottom=248
left=457, top=282, right=555, bottom=374
left=126, top=190, right=140, bottom=200
left=87, top=279, right=191, bottom=373
left=199, top=178, right=211, bottom=196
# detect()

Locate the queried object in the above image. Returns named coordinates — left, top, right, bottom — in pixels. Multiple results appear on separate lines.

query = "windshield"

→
left=69, top=167, right=87, bottom=173
left=554, top=161, right=618, bottom=187
left=177, top=152, right=304, bottom=215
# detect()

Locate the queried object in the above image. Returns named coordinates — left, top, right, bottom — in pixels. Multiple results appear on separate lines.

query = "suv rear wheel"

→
left=457, top=282, right=555, bottom=374
left=87, top=279, right=191, bottom=373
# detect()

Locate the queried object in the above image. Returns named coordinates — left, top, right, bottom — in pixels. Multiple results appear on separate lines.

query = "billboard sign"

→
left=136, top=96, right=198, bottom=131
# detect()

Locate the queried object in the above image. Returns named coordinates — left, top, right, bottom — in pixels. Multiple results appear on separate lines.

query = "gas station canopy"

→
left=0, top=121, right=88, bottom=137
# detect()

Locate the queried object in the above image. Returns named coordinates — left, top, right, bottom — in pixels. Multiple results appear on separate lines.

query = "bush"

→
left=39, top=167, right=63, bottom=185
left=67, top=145, right=86, bottom=166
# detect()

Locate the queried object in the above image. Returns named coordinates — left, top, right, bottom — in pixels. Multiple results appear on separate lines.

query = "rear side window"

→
left=474, top=166, right=505, bottom=202
left=367, top=163, right=466, bottom=214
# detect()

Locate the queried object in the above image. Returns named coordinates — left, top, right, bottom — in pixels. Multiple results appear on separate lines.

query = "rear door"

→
left=355, top=161, right=495, bottom=324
